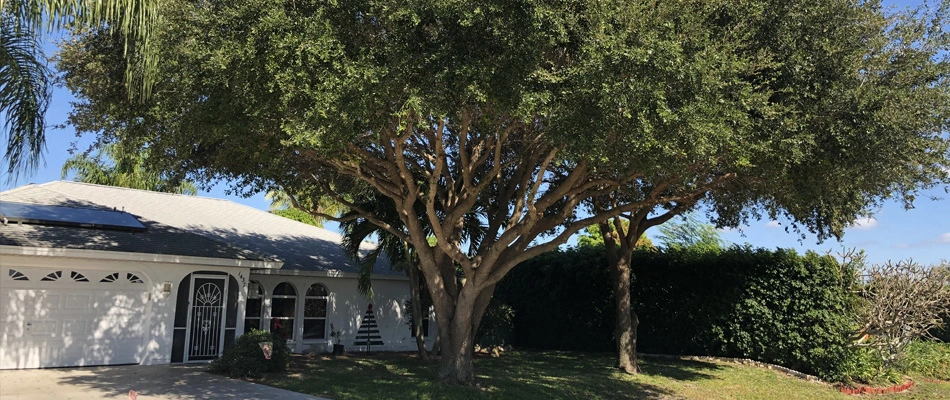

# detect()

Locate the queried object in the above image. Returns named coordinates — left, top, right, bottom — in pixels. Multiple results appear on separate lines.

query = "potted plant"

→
left=329, top=325, right=345, bottom=356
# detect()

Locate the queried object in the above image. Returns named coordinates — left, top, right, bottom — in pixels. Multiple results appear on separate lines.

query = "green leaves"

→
left=60, top=143, right=197, bottom=194
left=0, top=15, right=50, bottom=182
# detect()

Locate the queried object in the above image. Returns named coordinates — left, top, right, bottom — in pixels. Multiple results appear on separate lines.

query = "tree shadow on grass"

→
left=276, top=351, right=724, bottom=400
left=478, top=351, right=722, bottom=399
left=637, top=356, right=723, bottom=381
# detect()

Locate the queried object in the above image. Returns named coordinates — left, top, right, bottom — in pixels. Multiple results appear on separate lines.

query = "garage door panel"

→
left=1, top=321, right=25, bottom=340
left=1, top=268, right=148, bottom=369
left=27, top=321, right=57, bottom=336
left=62, top=320, right=88, bottom=337
left=64, top=294, right=92, bottom=309
left=92, top=316, right=145, bottom=340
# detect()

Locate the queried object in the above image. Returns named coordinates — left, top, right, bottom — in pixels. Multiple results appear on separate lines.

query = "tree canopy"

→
left=57, top=0, right=950, bottom=384
left=61, top=143, right=196, bottom=194
left=1, top=0, right=160, bottom=180
left=578, top=222, right=654, bottom=250
left=655, top=213, right=727, bottom=252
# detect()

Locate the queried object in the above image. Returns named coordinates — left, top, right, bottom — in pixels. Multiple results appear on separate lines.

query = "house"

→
left=0, top=181, right=432, bottom=369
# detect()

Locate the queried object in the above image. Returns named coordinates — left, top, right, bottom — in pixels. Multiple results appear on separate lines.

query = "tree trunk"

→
left=406, top=263, right=429, bottom=361
left=599, top=218, right=639, bottom=375
left=437, top=307, right=476, bottom=384
left=428, top=331, right=441, bottom=358
left=612, top=254, right=639, bottom=374
left=433, top=284, right=488, bottom=385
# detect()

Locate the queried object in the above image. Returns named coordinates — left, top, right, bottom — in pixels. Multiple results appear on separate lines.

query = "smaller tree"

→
left=854, top=259, right=950, bottom=371
left=339, top=193, right=443, bottom=360
left=264, top=189, right=347, bottom=228
left=61, top=143, right=196, bottom=194
left=655, top=213, right=726, bottom=252
left=577, top=222, right=654, bottom=250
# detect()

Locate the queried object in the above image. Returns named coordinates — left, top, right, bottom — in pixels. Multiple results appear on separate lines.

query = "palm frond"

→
left=60, top=142, right=197, bottom=194
left=1, top=0, right=160, bottom=180
left=0, top=15, right=50, bottom=182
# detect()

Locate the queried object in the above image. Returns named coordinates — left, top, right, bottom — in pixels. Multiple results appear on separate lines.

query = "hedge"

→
left=490, top=246, right=858, bottom=380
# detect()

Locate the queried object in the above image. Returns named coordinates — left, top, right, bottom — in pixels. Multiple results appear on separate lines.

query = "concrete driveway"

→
left=0, top=364, right=328, bottom=400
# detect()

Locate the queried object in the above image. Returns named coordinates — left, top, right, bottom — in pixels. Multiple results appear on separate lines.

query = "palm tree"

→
left=340, top=191, right=487, bottom=360
left=265, top=188, right=348, bottom=228
left=61, top=143, right=196, bottom=194
left=1, top=0, right=159, bottom=182
left=339, top=193, right=438, bottom=359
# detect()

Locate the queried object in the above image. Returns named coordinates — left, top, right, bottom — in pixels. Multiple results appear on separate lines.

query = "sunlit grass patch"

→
left=263, top=351, right=950, bottom=400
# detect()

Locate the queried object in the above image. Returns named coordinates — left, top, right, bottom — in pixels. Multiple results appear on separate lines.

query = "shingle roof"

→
left=0, top=181, right=394, bottom=274
left=0, top=218, right=267, bottom=261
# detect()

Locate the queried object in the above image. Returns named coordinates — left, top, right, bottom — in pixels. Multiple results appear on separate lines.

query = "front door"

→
left=184, top=275, right=227, bottom=362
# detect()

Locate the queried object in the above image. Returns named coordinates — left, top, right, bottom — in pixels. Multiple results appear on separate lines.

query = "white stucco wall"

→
left=249, top=272, right=436, bottom=354
left=1, top=246, right=436, bottom=369
left=0, top=248, right=251, bottom=368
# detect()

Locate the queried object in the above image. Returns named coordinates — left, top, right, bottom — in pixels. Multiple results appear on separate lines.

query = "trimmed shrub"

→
left=495, top=245, right=858, bottom=380
left=208, top=329, right=291, bottom=379
left=492, top=246, right=615, bottom=352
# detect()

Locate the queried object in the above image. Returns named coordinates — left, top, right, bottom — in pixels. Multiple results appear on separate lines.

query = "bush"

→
left=475, top=299, right=516, bottom=347
left=494, top=246, right=615, bottom=352
left=852, top=260, right=950, bottom=370
left=840, top=346, right=903, bottom=386
left=932, top=314, right=950, bottom=342
left=208, top=329, right=291, bottom=379
left=495, top=245, right=858, bottom=380
left=901, top=341, right=950, bottom=381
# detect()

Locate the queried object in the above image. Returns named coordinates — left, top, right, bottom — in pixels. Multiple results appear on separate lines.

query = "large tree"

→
left=58, top=0, right=950, bottom=385
left=1, top=0, right=160, bottom=180
left=566, top=0, right=950, bottom=375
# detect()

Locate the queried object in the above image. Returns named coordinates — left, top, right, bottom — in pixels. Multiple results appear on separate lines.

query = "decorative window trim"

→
left=70, top=271, right=89, bottom=282
left=8, top=269, right=29, bottom=281
left=100, top=272, right=145, bottom=284
left=41, top=270, right=63, bottom=281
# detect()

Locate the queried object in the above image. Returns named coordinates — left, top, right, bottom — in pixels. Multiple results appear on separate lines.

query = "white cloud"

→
left=848, top=217, right=878, bottom=230
left=765, top=221, right=781, bottom=228
left=889, top=233, right=950, bottom=249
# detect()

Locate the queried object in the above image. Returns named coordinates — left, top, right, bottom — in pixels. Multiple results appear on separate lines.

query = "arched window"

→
left=303, top=283, right=328, bottom=340
left=244, top=281, right=264, bottom=333
left=271, top=282, right=297, bottom=340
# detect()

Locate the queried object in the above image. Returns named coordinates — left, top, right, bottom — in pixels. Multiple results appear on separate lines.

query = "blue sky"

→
left=1, top=0, right=947, bottom=266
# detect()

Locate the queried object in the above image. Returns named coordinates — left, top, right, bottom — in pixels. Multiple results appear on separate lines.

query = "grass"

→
left=259, top=351, right=950, bottom=399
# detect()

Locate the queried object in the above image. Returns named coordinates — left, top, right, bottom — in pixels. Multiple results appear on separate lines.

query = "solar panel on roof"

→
left=0, top=201, right=147, bottom=232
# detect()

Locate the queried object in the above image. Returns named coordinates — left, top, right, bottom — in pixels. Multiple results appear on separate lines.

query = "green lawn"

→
left=264, top=351, right=950, bottom=400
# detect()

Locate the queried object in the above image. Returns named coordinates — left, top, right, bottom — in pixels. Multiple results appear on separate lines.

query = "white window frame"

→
left=269, top=282, right=297, bottom=343
left=302, top=283, right=329, bottom=341
left=244, top=281, right=266, bottom=333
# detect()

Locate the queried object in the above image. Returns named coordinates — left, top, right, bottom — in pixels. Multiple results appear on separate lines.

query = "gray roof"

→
left=0, top=181, right=394, bottom=274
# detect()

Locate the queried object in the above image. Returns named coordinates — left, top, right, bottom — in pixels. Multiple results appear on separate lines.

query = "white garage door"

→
left=1, top=268, right=148, bottom=369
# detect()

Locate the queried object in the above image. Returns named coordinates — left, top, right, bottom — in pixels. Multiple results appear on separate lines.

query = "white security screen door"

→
left=184, top=275, right=228, bottom=362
